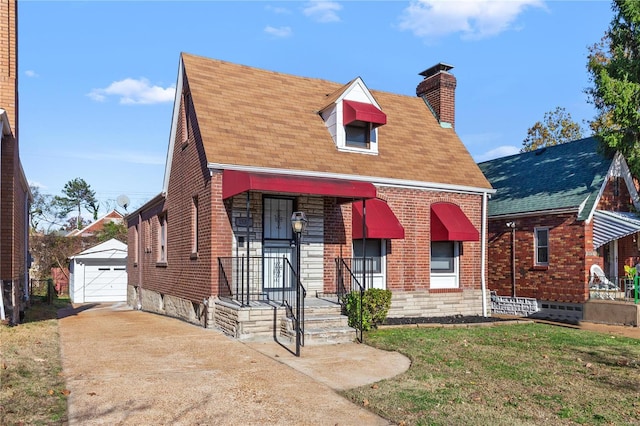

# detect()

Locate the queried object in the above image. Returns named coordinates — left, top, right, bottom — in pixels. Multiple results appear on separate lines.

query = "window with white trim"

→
left=534, top=227, right=549, bottom=266
left=191, top=196, right=198, bottom=255
left=353, top=239, right=383, bottom=274
left=345, top=121, right=377, bottom=150
left=158, top=214, right=167, bottom=263
left=430, top=241, right=460, bottom=289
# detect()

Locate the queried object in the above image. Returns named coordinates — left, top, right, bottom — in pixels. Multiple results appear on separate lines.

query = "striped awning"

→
left=593, top=210, right=640, bottom=249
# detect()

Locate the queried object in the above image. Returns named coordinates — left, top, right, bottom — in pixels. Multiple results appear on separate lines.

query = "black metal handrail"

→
left=335, top=257, right=373, bottom=343
left=281, top=257, right=306, bottom=351
left=218, top=255, right=306, bottom=354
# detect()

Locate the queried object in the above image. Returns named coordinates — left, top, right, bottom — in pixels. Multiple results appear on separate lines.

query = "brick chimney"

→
left=416, top=63, right=456, bottom=128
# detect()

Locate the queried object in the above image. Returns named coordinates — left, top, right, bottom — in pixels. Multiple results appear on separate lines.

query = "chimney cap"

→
left=419, top=63, right=454, bottom=78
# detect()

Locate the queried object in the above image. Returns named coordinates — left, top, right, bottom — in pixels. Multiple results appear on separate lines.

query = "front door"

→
left=263, top=197, right=295, bottom=299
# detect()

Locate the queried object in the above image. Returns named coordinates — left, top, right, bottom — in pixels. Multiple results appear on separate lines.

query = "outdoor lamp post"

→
left=290, top=211, right=307, bottom=356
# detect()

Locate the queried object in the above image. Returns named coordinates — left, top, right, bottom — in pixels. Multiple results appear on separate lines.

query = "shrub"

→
left=345, top=288, right=392, bottom=331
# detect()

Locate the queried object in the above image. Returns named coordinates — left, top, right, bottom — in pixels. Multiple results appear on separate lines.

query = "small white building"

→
left=69, top=239, right=128, bottom=303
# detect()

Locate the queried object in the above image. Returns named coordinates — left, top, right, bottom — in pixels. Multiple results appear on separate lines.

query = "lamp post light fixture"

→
left=290, top=211, right=307, bottom=357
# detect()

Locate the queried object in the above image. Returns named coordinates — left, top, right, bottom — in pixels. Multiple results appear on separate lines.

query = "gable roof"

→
left=477, top=137, right=614, bottom=218
left=67, top=210, right=124, bottom=237
left=170, top=53, right=491, bottom=193
left=69, top=238, right=127, bottom=260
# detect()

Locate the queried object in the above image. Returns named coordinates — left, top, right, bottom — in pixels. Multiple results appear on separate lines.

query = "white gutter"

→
left=481, top=191, right=488, bottom=317
left=208, top=162, right=496, bottom=196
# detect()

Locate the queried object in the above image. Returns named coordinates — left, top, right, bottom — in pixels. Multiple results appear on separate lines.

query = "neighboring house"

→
left=49, top=209, right=125, bottom=296
left=126, top=53, right=494, bottom=340
left=66, top=209, right=124, bottom=238
left=0, top=0, right=31, bottom=324
left=69, top=238, right=128, bottom=304
left=478, top=137, right=640, bottom=321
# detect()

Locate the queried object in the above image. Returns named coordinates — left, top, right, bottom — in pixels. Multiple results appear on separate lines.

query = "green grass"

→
left=0, top=297, right=70, bottom=425
left=342, top=323, right=640, bottom=425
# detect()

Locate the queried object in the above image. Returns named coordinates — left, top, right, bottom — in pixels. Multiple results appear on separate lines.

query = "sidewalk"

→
left=58, top=303, right=408, bottom=425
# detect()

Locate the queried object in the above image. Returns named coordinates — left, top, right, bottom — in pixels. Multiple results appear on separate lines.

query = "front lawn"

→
left=342, top=323, right=640, bottom=425
left=0, top=297, right=70, bottom=425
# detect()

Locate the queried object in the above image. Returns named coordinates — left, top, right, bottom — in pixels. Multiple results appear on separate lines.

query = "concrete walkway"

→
left=57, top=303, right=409, bottom=425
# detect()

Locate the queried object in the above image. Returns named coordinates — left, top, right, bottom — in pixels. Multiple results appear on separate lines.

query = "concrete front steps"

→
left=280, top=298, right=357, bottom=345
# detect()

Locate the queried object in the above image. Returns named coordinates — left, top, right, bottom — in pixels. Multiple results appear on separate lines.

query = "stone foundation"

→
left=126, top=285, right=212, bottom=327
left=491, top=293, right=539, bottom=316
left=214, top=300, right=288, bottom=341
left=386, top=290, right=488, bottom=318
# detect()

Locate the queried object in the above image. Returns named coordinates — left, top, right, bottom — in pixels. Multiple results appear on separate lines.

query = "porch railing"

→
left=589, top=273, right=640, bottom=302
left=335, top=257, right=374, bottom=343
left=218, top=255, right=306, bottom=352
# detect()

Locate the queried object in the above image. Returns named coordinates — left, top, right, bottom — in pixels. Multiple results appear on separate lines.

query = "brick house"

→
left=1, top=0, right=31, bottom=324
left=126, top=53, right=494, bottom=341
left=66, top=209, right=124, bottom=238
left=478, top=137, right=640, bottom=321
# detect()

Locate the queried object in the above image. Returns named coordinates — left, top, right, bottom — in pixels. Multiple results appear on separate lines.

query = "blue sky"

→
left=19, top=0, right=613, bottom=216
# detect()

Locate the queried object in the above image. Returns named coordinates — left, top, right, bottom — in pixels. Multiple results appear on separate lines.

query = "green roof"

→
left=477, top=137, right=612, bottom=219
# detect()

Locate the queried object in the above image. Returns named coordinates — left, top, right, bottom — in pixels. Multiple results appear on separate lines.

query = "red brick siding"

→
left=488, top=213, right=588, bottom=302
left=0, top=0, right=17, bottom=132
left=323, top=188, right=484, bottom=293
left=127, top=78, right=228, bottom=303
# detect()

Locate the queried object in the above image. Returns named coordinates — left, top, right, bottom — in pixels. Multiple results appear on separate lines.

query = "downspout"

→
left=481, top=192, right=488, bottom=317
left=362, top=199, right=366, bottom=291
left=137, top=212, right=143, bottom=310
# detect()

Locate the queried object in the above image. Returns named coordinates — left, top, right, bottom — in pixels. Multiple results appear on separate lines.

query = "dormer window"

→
left=346, top=121, right=377, bottom=149
left=341, top=99, right=386, bottom=153
left=318, top=79, right=386, bottom=155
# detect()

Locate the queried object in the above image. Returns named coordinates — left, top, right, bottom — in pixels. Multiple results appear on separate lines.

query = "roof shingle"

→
left=181, top=52, right=491, bottom=190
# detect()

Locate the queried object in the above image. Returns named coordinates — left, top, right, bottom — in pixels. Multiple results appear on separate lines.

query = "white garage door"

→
left=83, top=264, right=127, bottom=302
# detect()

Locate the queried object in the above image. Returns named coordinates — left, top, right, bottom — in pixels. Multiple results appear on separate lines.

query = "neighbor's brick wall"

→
left=488, top=213, right=588, bottom=303
left=0, top=0, right=17, bottom=132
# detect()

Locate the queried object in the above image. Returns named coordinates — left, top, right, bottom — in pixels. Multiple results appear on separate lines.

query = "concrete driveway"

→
left=58, top=303, right=409, bottom=425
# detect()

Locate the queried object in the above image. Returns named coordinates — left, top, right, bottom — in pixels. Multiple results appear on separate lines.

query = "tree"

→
left=95, top=221, right=128, bottom=243
left=54, top=178, right=99, bottom=230
left=586, top=0, right=640, bottom=176
left=29, top=185, right=68, bottom=232
left=521, top=107, right=584, bottom=152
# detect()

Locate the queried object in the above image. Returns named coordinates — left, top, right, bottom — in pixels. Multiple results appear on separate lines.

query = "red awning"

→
left=352, top=199, right=405, bottom=239
left=343, top=100, right=387, bottom=128
left=222, top=170, right=377, bottom=200
left=431, top=203, right=479, bottom=242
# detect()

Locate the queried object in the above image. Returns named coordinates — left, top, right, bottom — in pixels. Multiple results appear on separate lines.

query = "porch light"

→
left=291, top=212, right=308, bottom=234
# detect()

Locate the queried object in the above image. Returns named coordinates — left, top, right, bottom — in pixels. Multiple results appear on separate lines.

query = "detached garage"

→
left=69, top=239, right=127, bottom=303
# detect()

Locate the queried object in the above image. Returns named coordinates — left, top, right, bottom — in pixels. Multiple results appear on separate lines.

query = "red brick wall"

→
left=488, top=213, right=588, bottom=303
left=0, top=0, right=25, bottom=285
left=323, top=187, right=484, bottom=293
left=127, top=78, right=234, bottom=303
left=0, top=0, right=17, bottom=133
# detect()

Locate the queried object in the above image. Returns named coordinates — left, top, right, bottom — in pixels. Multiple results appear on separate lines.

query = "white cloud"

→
left=475, top=145, right=520, bottom=162
left=264, top=26, right=293, bottom=38
left=265, top=5, right=291, bottom=15
left=25, top=70, right=39, bottom=78
left=398, top=0, right=546, bottom=41
left=303, top=1, right=342, bottom=23
left=87, top=78, right=175, bottom=105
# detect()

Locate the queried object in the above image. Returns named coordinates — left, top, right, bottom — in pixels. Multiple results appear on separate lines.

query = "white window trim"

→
left=430, top=241, right=460, bottom=289
left=534, top=227, right=550, bottom=266
left=158, top=214, right=167, bottom=263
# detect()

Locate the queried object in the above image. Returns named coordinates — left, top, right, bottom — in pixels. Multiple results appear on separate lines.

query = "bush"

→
left=345, top=288, right=392, bottom=331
